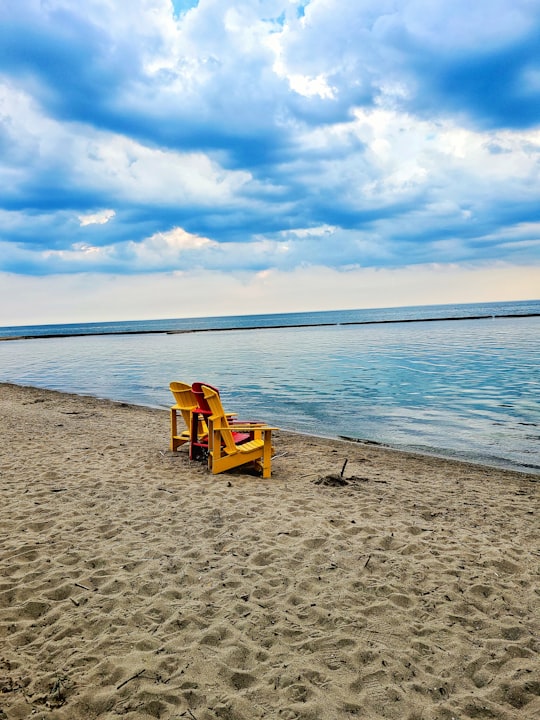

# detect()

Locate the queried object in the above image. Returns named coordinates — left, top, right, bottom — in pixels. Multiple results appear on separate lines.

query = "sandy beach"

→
left=0, top=382, right=538, bottom=720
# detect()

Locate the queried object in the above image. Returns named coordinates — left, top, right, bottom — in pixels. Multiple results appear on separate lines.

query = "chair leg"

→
left=261, top=431, right=273, bottom=478
left=170, top=408, right=179, bottom=451
left=207, top=422, right=217, bottom=473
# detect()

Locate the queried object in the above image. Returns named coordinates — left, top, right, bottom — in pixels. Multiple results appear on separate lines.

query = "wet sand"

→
left=0, top=383, right=538, bottom=719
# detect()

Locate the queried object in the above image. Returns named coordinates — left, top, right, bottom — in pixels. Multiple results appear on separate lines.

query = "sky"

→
left=1, top=0, right=539, bottom=326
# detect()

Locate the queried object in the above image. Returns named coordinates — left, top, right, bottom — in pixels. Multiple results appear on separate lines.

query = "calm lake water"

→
left=1, top=301, right=539, bottom=473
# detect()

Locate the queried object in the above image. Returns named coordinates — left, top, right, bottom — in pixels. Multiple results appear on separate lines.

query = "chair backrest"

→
left=169, top=381, right=198, bottom=426
left=202, top=385, right=238, bottom=454
left=192, top=381, right=221, bottom=414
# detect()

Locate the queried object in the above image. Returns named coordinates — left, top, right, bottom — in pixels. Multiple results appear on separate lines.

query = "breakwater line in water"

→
left=1, top=311, right=539, bottom=342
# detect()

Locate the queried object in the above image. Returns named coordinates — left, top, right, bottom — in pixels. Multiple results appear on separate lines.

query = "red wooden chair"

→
left=192, top=382, right=251, bottom=451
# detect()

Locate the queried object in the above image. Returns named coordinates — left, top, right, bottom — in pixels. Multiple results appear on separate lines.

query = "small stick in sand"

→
left=340, top=459, right=348, bottom=477
left=116, top=669, right=145, bottom=690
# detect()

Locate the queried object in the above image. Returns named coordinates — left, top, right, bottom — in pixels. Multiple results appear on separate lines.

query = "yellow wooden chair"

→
left=169, top=381, right=207, bottom=452
left=202, top=384, right=277, bottom=478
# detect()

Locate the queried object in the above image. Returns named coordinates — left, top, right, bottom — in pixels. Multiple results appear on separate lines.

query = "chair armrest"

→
left=217, top=424, right=278, bottom=431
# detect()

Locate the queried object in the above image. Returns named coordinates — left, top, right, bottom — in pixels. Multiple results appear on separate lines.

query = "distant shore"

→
left=1, top=311, right=539, bottom=341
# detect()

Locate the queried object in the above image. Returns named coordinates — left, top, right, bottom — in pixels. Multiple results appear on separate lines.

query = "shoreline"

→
left=1, top=311, right=539, bottom=342
left=4, top=381, right=539, bottom=476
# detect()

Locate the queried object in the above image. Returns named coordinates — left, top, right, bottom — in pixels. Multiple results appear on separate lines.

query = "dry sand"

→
left=0, top=383, right=538, bottom=720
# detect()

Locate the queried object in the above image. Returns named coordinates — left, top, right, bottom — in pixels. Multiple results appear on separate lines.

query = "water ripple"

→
left=0, top=315, right=538, bottom=472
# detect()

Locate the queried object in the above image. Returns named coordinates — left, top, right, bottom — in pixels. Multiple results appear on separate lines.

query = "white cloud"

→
left=78, top=210, right=116, bottom=226
left=80, top=136, right=253, bottom=205
left=122, top=227, right=219, bottom=268
left=0, top=80, right=254, bottom=209
left=401, top=0, right=535, bottom=50
left=31, top=226, right=219, bottom=271
left=145, top=226, right=217, bottom=250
